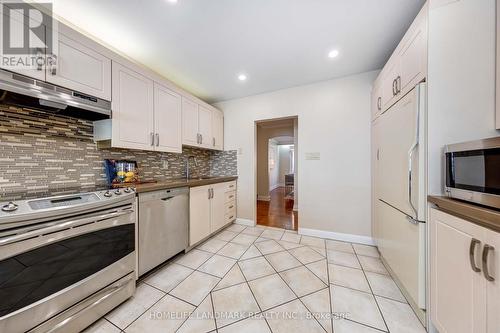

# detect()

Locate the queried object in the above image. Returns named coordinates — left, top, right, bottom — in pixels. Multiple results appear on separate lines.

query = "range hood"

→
left=0, top=69, right=111, bottom=121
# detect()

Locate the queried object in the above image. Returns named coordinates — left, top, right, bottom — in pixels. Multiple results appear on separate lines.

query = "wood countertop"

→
left=129, top=176, right=238, bottom=194
left=428, top=196, right=500, bottom=233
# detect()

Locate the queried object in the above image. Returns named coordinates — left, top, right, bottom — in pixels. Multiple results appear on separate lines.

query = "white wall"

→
left=268, top=140, right=280, bottom=191
left=278, top=145, right=292, bottom=187
left=216, top=70, right=378, bottom=238
left=427, top=0, right=500, bottom=196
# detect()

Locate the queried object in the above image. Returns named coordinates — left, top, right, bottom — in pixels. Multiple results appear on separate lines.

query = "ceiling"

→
left=52, top=0, right=425, bottom=103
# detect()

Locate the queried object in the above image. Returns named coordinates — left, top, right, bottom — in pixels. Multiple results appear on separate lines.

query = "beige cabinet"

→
left=189, top=185, right=212, bottom=246
left=430, top=208, right=499, bottom=333
left=189, top=181, right=237, bottom=247
left=198, top=105, right=212, bottom=148
left=111, top=62, right=154, bottom=150
left=496, top=0, right=500, bottom=129
left=47, top=32, right=111, bottom=100
left=371, top=80, right=383, bottom=120
left=154, top=82, right=182, bottom=153
left=211, top=109, right=224, bottom=150
left=182, top=97, right=200, bottom=146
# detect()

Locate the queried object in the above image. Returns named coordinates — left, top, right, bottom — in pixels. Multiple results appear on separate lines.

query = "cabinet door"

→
left=400, top=17, right=427, bottom=95
left=198, top=105, right=212, bottom=148
left=182, top=97, right=199, bottom=146
left=111, top=62, right=154, bottom=150
left=430, top=209, right=486, bottom=333
left=371, top=84, right=382, bottom=120
left=210, top=183, right=227, bottom=233
left=47, top=33, right=111, bottom=100
left=371, top=118, right=381, bottom=243
left=189, top=185, right=212, bottom=246
left=154, top=82, right=182, bottom=153
left=485, top=228, right=500, bottom=333
left=211, top=109, right=224, bottom=150
left=1, top=11, right=46, bottom=80
left=381, top=58, right=400, bottom=110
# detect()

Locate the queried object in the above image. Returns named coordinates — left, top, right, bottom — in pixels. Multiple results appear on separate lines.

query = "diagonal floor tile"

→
left=218, top=316, right=271, bottom=333
left=255, top=239, right=285, bottom=255
left=328, top=264, right=370, bottom=293
left=300, top=236, right=326, bottom=249
left=376, top=296, right=426, bottom=333
left=215, top=230, right=239, bottom=242
left=280, top=266, right=327, bottom=297
left=144, top=263, right=193, bottom=293
left=278, top=240, right=303, bottom=250
left=241, top=227, right=265, bottom=237
left=358, top=256, right=389, bottom=275
left=264, top=299, right=325, bottom=333
left=177, top=295, right=216, bottom=333
left=198, top=238, right=228, bottom=253
left=226, top=224, right=246, bottom=233
left=125, top=295, right=194, bottom=333
left=333, top=319, right=383, bottom=333
left=170, top=271, right=220, bottom=306
left=248, top=274, right=296, bottom=311
left=212, top=283, right=260, bottom=328
left=260, top=229, right=285, bottom=240
left=289, top=246, right=324, bottom=265
left=281, top=232, right=301, bottom=244
left=198, top=255, right=237, bottom=278
left=217, top=242, right=249, bottom=259
left=306, top=259, right=329, bottom=285
left=238, top=257, right=275, bottom=281
left=175, top=250, right=213, bottom=270
left=265, top=251, right=302, bottom=272
left=330, top=285, right=386, bottom=331
left=300, top=288, right=333, bottom=333
left=327, top=250, right=361, bottom=269
left=326, top=240, right=354, bottom=254
left=311, top=246, right=327, bottom=256
left=105, top=283, right=165, bottom=329
left=240, top=245, right=262, bottom=261
left=352, top=244, right=380, bottom=258
left=82, top=319, right=120, bottom=333
left=232, top=233, right=258, bottom=246
left=365, top=271, right=406, bottom=303
left=214, top=264, right=246, bottom=291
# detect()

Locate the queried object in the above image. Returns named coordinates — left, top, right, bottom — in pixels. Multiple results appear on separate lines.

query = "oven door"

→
left=0, top=205, right=136, bottom=333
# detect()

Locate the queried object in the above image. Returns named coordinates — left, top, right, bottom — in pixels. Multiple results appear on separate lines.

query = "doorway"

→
left=255, top=117, right=298, bottom=230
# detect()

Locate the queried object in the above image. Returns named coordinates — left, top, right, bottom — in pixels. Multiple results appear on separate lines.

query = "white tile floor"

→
left=84, top=223, right=426, bottom=333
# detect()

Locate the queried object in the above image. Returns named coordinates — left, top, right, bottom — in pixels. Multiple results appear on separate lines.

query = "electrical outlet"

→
left=161, top=160, right=169, bottom=169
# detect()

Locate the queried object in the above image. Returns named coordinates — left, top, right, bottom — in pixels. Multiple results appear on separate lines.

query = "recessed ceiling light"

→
left=238, top=74, right=247, bottom=81
left=167, top=0, right=178, bottom=3
left=328, top=49, right=339, bottom=58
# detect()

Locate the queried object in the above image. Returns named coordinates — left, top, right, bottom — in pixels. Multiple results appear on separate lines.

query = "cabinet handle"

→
left=376, top=148, right=380, bottom=161
left=200, top=134, right=203, bottom=144
left=229, top=215, right=234, bottom=220
left=469, top=238, right=481, bottom=273
left=377, top=97, right=381, bottom=111
left=155, top=133, right=159, bottom=146
left=396, top=75, right=401, bottom=94
left=211, top=188, right=214, bottom=199
left=482, top=244, right=495, bottom=281
left=208, top=188, right=211, bottom=199
left=150, top=132, right=155, bottom=146
left=228, top=205, right=234, bottom=209
left=392, top=79, right=396, bottom=96
left=213, top=137, right=216, bottom=146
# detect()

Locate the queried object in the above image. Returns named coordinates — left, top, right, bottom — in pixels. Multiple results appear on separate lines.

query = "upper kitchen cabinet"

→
left=371, top=77, right=383, bottom=120
left=0, top=11, right=46, bottom=81
left=497, top=0, right=500, bottom=129
left=46, top=29, right=111, bottom=100
left=182, top=98, right=223, bottom=150
left=376, top=2, right=428, bottom=112
left=110, top=62, right=154, bottom=150
left=212, top=109, right=224, bottom=150
left=154, top=82, right=182, bottom=153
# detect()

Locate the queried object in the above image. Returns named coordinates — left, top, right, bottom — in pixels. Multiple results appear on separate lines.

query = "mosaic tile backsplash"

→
left=0, top=104, right=237, bottom=200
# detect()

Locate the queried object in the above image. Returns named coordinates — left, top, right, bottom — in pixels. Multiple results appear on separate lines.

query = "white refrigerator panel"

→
left=378, top=84, right=426, bottom=221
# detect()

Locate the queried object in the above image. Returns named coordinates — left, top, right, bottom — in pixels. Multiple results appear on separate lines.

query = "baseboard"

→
left=235, top=218, right=255, bottom=227
left=257, top=195, right=270, bottom=201
left=293, top=204, right=298, bottom=211
left=298, top=227, right=375, bottom=246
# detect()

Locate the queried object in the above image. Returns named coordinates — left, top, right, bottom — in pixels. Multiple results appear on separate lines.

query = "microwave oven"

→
left=445, top=137, right=500, bottom=210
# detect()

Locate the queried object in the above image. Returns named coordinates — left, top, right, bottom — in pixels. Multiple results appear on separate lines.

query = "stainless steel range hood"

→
left=0, top=69, right=111, bottom=121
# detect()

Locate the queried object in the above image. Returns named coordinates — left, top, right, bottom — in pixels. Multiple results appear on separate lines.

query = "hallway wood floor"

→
left=257, top=187, right=298, bottom=231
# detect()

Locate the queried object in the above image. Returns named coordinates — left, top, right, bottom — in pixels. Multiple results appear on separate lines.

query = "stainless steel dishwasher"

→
left=138, top=187, right=189, bottom=276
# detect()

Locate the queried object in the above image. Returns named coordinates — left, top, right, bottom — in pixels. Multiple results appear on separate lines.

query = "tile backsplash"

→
left=0, top=104, right=237, bottom=200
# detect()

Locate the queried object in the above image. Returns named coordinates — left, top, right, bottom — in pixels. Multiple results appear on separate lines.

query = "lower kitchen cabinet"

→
left=430, top=208, right=499, bottom=333
left=189, top=181, right=237, bottom=246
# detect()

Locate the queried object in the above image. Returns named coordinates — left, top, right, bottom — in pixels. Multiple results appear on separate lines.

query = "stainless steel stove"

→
left=0, top=188, right=137, bottom=333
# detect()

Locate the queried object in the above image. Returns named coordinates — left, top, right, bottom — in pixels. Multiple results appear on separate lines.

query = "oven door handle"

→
left=0, top=209, right=134, bottom=247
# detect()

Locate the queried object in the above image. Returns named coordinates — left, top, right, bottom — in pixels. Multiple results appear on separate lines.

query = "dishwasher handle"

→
left=161, top=197, right=174, bottom=202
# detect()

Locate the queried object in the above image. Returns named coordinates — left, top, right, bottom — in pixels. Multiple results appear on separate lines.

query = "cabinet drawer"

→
left=225, top=201, right=236, bottom=215
left=224, top=181, right=237, bottom=192
left=225, top=191, right=236, bottom=203
left=225, top=211, right=236, bottom=224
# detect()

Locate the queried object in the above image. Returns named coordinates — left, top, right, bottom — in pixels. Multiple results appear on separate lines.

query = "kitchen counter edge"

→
left=428, top=195, right=500, bottom=233
left=133, top=176, right=238, bottom=194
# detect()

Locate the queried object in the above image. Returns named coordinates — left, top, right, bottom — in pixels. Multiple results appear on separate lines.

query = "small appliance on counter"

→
left=445, top=136, right=500, bottom=210
left=104, top=159, right=139, bottom=185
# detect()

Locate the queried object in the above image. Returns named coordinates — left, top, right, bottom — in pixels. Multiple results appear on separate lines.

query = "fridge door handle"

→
left=407, top=92, right=421, bottom=220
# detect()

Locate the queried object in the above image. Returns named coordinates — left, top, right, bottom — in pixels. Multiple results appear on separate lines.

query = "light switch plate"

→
left=305, top=152, right=320, bottom=160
